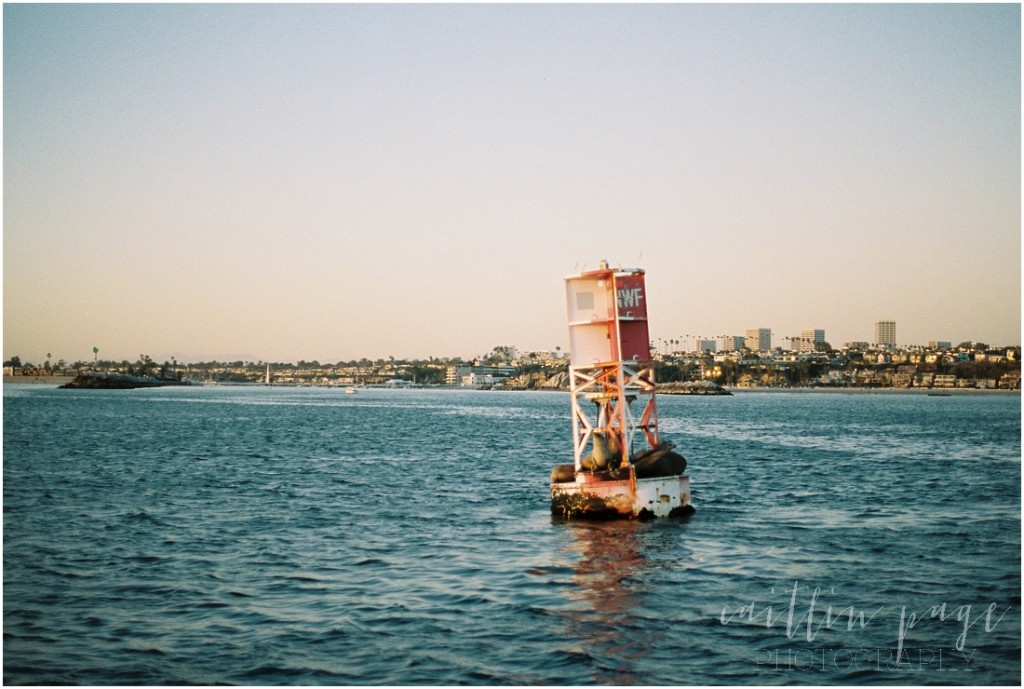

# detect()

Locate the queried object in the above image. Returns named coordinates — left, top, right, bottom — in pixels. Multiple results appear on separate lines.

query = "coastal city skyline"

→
left=6, top=318, right=1019, bottom=370
left=4, top=4, right=1020, bottom=364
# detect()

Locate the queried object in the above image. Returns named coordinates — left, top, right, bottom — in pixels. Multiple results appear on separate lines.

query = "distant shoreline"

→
left=3, top=376, right=1019, bottom=396
left=4, top=375, right=75, bottom=386
left=727, top=386, right=1019, bottom=395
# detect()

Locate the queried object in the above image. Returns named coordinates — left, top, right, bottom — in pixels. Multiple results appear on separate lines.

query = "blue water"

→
left=4, top=385, right=1020, bottom=685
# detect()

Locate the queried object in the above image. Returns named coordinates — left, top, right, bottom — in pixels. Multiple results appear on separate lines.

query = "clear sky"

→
left=4, top=4, right=1020, bottom=364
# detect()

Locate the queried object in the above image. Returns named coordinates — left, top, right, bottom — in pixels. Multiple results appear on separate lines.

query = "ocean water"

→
left=3, top=385, right=1020, bottom=685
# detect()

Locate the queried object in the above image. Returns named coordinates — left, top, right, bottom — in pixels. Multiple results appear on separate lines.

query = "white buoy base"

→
left=550, top=473, right=693, bottom=520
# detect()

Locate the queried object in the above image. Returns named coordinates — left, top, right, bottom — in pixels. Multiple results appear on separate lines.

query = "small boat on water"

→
left=345, top=386, right=357, bottom=394
left=550, top=261, right=694, bottom=520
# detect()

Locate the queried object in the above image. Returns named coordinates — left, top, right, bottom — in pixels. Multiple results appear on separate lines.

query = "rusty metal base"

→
left=550, top=473, right=693, bottom=521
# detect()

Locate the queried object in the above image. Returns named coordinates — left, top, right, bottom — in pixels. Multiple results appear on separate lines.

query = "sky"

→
left=4, top=3, right=1020, bottom=364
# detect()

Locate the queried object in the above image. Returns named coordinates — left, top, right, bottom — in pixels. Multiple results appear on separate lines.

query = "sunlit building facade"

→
left=745, top=328, right=772, bottom=351
left=875, top=321, right=896, bottom=347
left=797, top=328, right=826, bottom=352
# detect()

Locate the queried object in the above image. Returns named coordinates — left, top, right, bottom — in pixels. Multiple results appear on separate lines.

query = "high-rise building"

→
left=698, top=339, right=717, bottom=353
left=745, top=328, right=772, bottom=351
left=797, top=328, right=826, bottom=352
left=720, top=335, right=745, bottom=351
left=875, top=321, right=896, bottom=347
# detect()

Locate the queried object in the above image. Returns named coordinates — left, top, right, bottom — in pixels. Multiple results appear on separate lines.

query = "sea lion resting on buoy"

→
left=631, top=440, right=675, bottom=463
left=550, top=464, right=576, bottom=483
left=632, top=448, right=687, bottom=478
left=591, top=431, right=613, bottom=466
left=579, top=430, right=624, bottom=471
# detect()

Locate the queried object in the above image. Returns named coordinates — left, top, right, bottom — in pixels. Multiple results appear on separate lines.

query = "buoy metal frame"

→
left=551, top=261, right=692, bottom=520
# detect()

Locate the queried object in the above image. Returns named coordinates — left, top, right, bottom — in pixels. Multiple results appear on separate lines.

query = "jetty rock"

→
left=60, top=372, right=193, bottom=390
left=540, top=371, right=569, bottom=390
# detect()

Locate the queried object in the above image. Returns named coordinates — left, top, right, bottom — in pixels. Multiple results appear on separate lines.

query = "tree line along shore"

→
left=4, top=343, right=1020, bottom=391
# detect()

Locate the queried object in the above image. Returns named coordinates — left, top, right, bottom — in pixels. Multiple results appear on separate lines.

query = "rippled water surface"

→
left=4, top=386, right=1020, bottom=684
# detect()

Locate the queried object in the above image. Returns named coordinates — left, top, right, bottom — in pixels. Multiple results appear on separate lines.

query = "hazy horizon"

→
left=5, top=4, right=1020, bottom=365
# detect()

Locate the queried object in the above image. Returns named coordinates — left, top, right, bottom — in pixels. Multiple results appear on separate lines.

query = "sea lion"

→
left=633, top=450, right=687, bottom=478
left=631, top=440, right=675, bottom=464
left=590, top=431, right=612, bottom=467
left=550, top=464, right=576, bottom=483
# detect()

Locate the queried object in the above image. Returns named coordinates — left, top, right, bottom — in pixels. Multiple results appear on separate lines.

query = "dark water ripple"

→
left=4, top=386, right=1020, bottom=684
